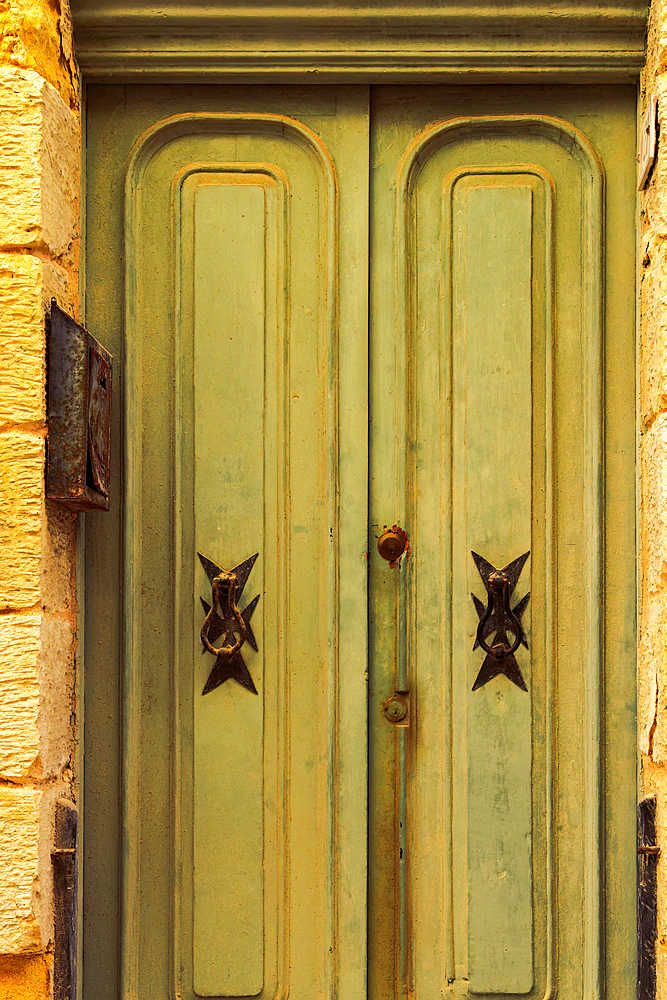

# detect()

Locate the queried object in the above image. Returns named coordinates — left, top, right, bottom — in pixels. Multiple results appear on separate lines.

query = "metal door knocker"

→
left=470, top=550, right=530, bottom=691
left=198, top=551, right=260, bottom=695
left=201, top=571, right=247, bottom=660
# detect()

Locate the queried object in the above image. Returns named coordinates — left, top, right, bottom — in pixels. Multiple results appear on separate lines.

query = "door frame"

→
left=73, top=3, right=645, bottom=998
left=71, top=2, right=645, bottom=83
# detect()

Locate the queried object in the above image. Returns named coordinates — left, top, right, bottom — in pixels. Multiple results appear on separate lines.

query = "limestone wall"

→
left=642, top=1, right=667, bottom=996
left=0, top=2, right=79, bottom=996
left=0, top=1, right=660, bottom=998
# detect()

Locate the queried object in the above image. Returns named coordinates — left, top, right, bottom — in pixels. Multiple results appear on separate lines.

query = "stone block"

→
left=41, top=501, right=76, bottom=616
left=0, top=255, right=73, bottom=428
left=38, top=614, right=74, bottom=779
left=0, top=610, right=74, bottom=781
left=637, top=591, right=667, bottom=765
left=0, top=255, right=43, bottom=426
left=641, top=233, right=667, bottom=426
left=0, top=68, right=79, bottom=257
left=642, top=73, right=667, bottom=232
left=640, top=593, right=660, bottom=757
left=0, top=0, right=79, bottom=110
left=0, top=788, right=42, bottom=952
left=651, top=0, right=667, bottom=80
left=0, top=430, right=43, bottom=609
left=0, top=954, right=50, bottom=1000
left=0, top=613, right=40, bottom=780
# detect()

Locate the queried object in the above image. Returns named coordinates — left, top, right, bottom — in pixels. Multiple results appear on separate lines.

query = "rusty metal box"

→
left=47, top=303, right=112, bottom=511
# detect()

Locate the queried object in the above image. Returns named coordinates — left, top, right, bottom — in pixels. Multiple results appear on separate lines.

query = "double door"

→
left=83, top=84, right=637, bottom=1000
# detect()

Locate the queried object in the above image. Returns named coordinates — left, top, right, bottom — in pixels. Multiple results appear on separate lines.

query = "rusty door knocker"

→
left=470, top=550, right=530, bottom=691
left=198, top=551, right=260, bottom=695
left=201, top=571, right=247, bottom=660
left=476, top=570, right=523, bottom=661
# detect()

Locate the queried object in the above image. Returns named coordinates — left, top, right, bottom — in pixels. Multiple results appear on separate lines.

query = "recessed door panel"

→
left=137, top=118, right=338, bottom=1000
left=452, top=174, right=538, bottom=993
left=185, top=168, right=279, bottom=997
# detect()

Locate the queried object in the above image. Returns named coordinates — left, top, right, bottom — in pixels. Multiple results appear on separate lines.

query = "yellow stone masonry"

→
left=0, top=0, right=77, bottom=110
left=0, top=68, right=78, bottom=258
left=641, top=0, right=667, bottom=995
left=0, top=253, right=73, bottom=421
left=0, top=788, right=43, bottom=952
left=0, top=613, right=41, bottom=778
left=0, top=953, right=51, bottom=999
left=0, top=432, right=43, bottom=609
left=0, top=1, right=80, bottom=992
left=0, top=1, right=665, bottom=998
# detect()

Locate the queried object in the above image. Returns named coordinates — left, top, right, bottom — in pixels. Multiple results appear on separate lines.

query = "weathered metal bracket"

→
left=638, top=796, right=659, bottom=1000
left=470, top=551, right=530, bottom=691
left=47, top=302, right=112, bottom=511
left=198, top=552, right=260, bottom=695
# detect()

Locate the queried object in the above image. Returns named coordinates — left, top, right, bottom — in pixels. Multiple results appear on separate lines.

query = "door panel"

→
left=369, top=87, right=636, bottom=1000
left=84, top=85, right=369, bottom=1000
left=174, top=134, right=333, bottom=998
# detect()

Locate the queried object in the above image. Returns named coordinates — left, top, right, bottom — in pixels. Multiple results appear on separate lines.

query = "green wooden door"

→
left=83, top=84, right=636, bottom=1000
left=367, top=86, right=637, bottom=1000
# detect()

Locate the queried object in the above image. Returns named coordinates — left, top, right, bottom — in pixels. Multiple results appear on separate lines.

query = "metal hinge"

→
left=638, top=796, right=658, bottom=1000
left=52, top=799, right=78, bottom=1000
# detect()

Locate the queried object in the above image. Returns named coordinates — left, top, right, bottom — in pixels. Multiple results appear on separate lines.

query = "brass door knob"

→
left=377, top=527, right=407, bottom=564
left=383, top=695, right=408, bottom=723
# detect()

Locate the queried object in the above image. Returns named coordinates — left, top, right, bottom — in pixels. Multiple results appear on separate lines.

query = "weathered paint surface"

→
left=368, top=87, right=636, bottom=1000
left=84, top=85, right=369, bottom=1000
left=69, top=0, right=647, bottom=81
left=83, top=80, right=636, bottom=1000
left=455, top=179, right=534, bottom=993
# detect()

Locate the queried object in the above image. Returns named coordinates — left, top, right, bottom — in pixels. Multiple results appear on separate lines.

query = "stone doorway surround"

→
left=0, top=2, right=660, bottom=998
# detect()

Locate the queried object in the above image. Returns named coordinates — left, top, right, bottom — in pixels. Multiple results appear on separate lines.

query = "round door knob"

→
left=383, top=695, right=408, bottom=723
left=377, top=528, right=407, bottom=563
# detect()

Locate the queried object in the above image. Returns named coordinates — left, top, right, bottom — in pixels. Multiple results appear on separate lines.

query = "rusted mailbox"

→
left=47, top=302, right=112, bottom=510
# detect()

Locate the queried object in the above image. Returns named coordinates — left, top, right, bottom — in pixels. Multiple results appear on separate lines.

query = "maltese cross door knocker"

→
left=198, top=551, right=261, bottom=696
left=470, top=550, right=530, bottom=691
